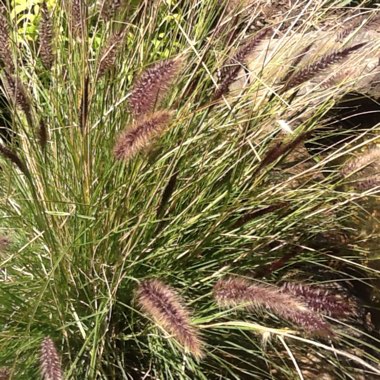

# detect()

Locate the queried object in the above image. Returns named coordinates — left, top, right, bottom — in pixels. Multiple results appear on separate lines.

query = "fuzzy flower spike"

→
left=136, top=279, right=204, bottom=359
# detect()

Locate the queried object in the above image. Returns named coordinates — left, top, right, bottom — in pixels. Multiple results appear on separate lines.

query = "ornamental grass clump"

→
left=0, top=0, right=379, bottom=379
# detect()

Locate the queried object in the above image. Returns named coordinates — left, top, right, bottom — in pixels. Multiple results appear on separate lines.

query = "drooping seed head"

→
left=341, top=147, right=380, bottom=178
left=282, top=43, right=367, bottom=92
left=214, top=28, right=271, bottom=100
left=214, top=277, right=331, bottom=336
left=3, top=72, right=31, bottom=115
left=0, top=144, right=29, bottom=177
left=99, top=0, right=123, bottom=21
left=0, top=367, right=10, bottom=380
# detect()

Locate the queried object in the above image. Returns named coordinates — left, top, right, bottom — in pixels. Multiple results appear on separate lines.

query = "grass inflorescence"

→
left=0, top=0, right=379, bottom=379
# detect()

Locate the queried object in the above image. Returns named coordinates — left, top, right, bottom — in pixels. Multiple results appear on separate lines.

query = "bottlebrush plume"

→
left=279, top=43, right=314, bottom=85
left=0, top=368, right=10, bottom=380
left=353, top=175, right=380, bottom=191
left=99, top=0, right=122, bottom=21
left=3, top=72, right=31, bottom=116
left=0, top=7, right=14, bottom=73
left=40, top=337, right=63, bottom=380
left=70, top=0, right=85, bottom=37
left=0, top=144, right=29, bottom=177
left=340, top=147, right=380, bottom=178
left=214, top=277, right=331, bottom=336
left=282, top=43, right=367, bottom=92
left=38, top=119, right=48, bottom=151
left=129, top=57, right=183, bottom=118
left=114, top=111, right=172, bottom=161
left=136, top=279, right=204, bottom=359
left=39, top=1, right=54, bottom=69
left=281, top=282, right=359, bottom=319
left=213, top=28, right=271, bottom=100
left=98, top=31, right=124, bottom=77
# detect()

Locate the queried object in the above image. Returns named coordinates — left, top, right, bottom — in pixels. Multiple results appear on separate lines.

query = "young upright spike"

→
left=0, top=6, right=14, bottom=73
left=39, top=1, right=54, bottom=69
left=214, top=277, right=332, bottom=336
left=40, top=337, right=63, bottom=380
left=129, top=58, right=183, bottom=118
left=114, top=110, right=172, bottom=161
left=136, top=279, right=204, bottom=359
left=3, top=72, right=31, bottom=117
left=38, top=119, right=48, bottom=151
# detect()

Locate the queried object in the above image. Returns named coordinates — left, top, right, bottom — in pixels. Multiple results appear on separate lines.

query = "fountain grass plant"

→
left=0, top=0, right=379, bottom=378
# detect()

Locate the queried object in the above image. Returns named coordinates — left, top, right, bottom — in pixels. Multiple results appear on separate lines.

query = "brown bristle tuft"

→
left=69, top=0, right=85, bottom=38
left=341, top=147, right=380, bottom=178
left=213, top=28, right=271, bottom=100
left=0, top=367, right=10, bottom=380
left=281, top=282, right=360, bottom=319
left=99, top=0, right=123, bottom=21
left=3, top=72, right=31, bottom=116
left=0, top=144, right=29, bottom=177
